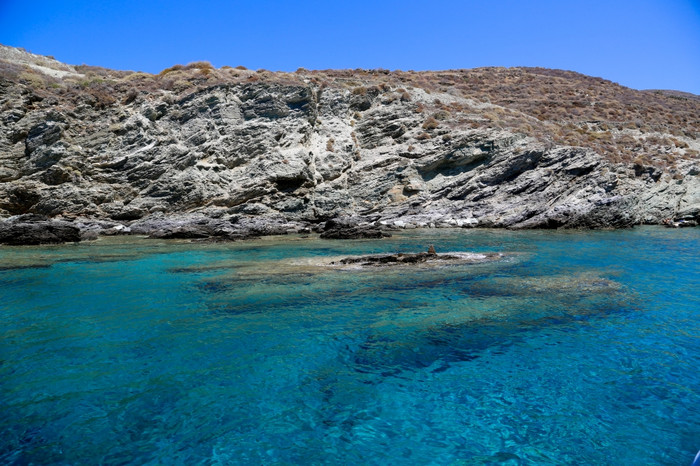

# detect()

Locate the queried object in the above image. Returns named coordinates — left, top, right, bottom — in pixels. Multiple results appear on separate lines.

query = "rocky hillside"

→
left=0, top=44, right=698, bottom=239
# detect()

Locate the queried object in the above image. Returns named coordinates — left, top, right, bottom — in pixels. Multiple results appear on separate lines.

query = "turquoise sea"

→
left=0, top=227, right=698, bottom=465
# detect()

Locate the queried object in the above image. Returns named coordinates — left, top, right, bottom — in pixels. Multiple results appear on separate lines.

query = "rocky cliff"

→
left=0, top=45, right=698, bottom=241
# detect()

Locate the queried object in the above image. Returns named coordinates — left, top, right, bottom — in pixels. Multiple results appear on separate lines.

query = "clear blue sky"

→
left=1, top=0, right=699, bottom=93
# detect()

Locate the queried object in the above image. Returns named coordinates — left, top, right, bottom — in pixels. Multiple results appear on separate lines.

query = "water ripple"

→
left=0, top=227, right=697, bottom=464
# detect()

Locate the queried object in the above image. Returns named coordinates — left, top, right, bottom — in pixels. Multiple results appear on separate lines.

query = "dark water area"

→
left=0, top=228, right=698, bottom=464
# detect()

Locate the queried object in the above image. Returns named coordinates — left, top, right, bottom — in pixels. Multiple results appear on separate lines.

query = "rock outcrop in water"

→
left=333, top=251, right=502, bottom=267
left=0, top=44, right=698, bottom=243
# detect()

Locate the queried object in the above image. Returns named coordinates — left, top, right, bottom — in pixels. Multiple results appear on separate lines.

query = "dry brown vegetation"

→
left=422, top=116, right=439, bottom=130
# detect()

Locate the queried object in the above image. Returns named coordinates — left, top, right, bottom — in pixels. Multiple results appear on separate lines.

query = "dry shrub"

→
left=89, top=89, right=116, bottom=108
left=671, top=138, right=689, bottom=149
left=432, top=110, right=451, bottom=120
left=185, top=61, right=214, bottom=71
left=18, top=70, right=46, bottom=88
left=172, top=79, right=193, bottom=92
left=422, top=116, right=439, bottom=130
left=160, top=64, right=185, bottom=75
left=122, top=88, right=138, bottom=104
left=122, top=72, right=154, bottom=82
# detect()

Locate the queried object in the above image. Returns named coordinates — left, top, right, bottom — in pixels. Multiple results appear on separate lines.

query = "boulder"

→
left=0, top=214, right=81, bottom=245
left=320, top=217, right=391, bottom=239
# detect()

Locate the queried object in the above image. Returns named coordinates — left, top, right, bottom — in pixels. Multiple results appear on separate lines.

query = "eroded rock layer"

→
left=1, top=45, right=698, bottom=240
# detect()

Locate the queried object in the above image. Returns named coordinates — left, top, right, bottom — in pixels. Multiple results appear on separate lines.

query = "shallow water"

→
left=0, top=228, right=698, bottom=464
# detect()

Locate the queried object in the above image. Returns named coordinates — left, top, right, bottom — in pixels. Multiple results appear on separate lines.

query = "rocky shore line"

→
left=1, top=210, right=698, bottom=246
left=0, top=213, right=382, bottom=245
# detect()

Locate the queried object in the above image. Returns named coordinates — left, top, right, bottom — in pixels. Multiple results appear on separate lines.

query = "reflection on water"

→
left=0, top=228, right=698, bottom=464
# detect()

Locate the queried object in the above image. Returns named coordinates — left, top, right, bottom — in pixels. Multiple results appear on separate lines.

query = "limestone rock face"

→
left=0, top=47, right=698, bottom=234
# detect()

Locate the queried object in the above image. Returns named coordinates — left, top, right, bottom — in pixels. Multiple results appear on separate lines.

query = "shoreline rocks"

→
left=319, top=217, right=391, bottom=239
left=0, top=214, right=81, bottom=245
left=0, top=211, right=695, bottom=247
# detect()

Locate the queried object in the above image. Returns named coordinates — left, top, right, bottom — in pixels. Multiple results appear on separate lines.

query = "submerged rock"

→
left=349, top=272, right=628, bottom=376
left=0, top=214, right=81, bottom=245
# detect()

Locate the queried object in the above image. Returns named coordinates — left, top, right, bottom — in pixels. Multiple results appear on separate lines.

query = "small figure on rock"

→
left=427, top=244, right=436, bottom=255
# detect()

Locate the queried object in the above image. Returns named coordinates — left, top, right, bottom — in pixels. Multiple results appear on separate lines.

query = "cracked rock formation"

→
left=0, top=45, right=698, bottom=242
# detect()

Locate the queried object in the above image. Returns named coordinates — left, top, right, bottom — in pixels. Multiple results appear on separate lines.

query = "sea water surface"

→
left=0, top=227, right=698, bottom=464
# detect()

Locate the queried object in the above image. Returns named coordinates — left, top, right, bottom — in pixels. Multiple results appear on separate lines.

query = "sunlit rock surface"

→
left=1, top=45, right=698, bottom=242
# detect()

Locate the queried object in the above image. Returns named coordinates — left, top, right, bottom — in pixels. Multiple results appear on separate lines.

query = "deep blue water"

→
left=0, top=227, right=698, bottom=465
